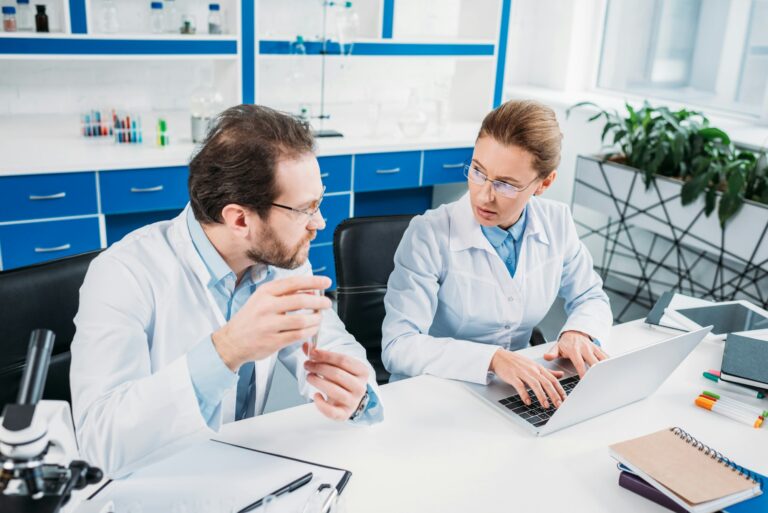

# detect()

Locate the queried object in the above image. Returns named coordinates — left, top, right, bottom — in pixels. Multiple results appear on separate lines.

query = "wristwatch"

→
left=348, top=390, right=370, bottom=421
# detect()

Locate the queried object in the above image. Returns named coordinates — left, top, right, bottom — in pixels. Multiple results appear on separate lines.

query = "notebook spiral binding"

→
left=670, top=427, right=763, bottom=487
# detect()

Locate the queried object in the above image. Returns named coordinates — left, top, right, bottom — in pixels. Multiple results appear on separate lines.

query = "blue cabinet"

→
left=0, top=217, right=101, bottom=269
left=308, top=243, right=336, bottom=289
left=100, top=166, right=189, bottom=214
left=0, top=145, right=476, bottom=273
left=318, top=155, right=352, bottom=193
left=354, top=151, right=421, bottom=192
left=0, top=172, right=98, bottom=222
left=422, top=147, right=472, bottom=185
left=315, top=194, right=351, bottom=245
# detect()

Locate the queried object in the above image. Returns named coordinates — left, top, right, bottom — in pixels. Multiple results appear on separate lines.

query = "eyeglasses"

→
left=271, top=187, right=326, bottom=223
left=464, top=165, right=538, bottom=199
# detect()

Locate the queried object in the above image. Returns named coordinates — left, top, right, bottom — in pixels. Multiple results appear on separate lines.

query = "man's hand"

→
left=304, top=344, right=369, bottom=421
left=211, top=275, right=332, bottom=371
left=490, top=349, right=566, bottom=408
left=543, top=330, right=608, bottom=378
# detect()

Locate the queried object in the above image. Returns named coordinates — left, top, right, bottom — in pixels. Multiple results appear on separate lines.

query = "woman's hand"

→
left=490, top=349, right=567, bottom=408
left=543, top=330, right=608, bottom=378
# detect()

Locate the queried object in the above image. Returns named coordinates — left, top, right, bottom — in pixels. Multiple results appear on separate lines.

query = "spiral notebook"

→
left=609, top=427, right=763, bottom=513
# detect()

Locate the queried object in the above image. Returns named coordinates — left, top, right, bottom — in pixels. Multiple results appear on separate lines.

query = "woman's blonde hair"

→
left=477, top=99, right=562, bottom=179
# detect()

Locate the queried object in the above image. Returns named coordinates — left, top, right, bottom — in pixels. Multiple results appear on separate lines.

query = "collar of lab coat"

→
left=448, top=193, right=550, bottom=253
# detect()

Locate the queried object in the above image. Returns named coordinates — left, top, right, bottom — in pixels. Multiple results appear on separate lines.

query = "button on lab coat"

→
left=69, top=207, right=379, bottom=478
left=381, top=193, right=612, bottom=384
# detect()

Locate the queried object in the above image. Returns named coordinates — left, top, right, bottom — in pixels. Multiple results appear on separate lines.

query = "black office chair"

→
left=0, top=250, right=102, bottom=410
left=333, top=216, right=547, bottom=385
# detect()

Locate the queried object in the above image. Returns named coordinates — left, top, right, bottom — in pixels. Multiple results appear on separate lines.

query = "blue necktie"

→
left=503, top=234, right=518, bottom=277
left=236, top=361, right=255, bottom=420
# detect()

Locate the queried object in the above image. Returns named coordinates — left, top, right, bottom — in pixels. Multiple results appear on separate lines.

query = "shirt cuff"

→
left=187, top=335, right=238, bottom=425
left=349, top=384, right=383, bottom=425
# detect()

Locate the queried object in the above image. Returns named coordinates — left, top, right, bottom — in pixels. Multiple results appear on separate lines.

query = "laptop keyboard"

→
left=498, top=375, right=581, bottom=427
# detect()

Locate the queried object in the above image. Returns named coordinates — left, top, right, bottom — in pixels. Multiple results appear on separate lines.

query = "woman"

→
left=381, top=99, right=612, bottom=409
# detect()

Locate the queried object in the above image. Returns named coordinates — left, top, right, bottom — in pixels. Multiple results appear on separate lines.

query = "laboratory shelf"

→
left=0, top=34, right=238, bottom=56
left=258, top=40, right=496, bottom=57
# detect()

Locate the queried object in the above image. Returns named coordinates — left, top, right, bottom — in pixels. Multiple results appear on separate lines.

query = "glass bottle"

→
left=336, top=1, right=359, bottom=56
left=164, top=0, right=180, bottom=33
left=149, top=2, right=164, bottom=34
left=397, top=88, right=429, bottom=138
left=99, top=0, right=119, bottom=33
left=2, top=6, right=17, bottom=32
left=34, top=4, right=47, bottom=32
left=289, top=35, right=307, bottom=83
left=16, top=0, right=33, bottom=32
left=207, top=3, right=222, bottom=35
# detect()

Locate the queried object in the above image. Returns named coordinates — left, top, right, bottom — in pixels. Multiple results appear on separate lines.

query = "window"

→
left=598, top=0, right=768, bottom=119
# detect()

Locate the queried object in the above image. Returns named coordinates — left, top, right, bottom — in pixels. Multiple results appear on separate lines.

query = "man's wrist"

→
left=349, top=390, right=370, bottom=421
left=211, top=327, right=240, bottom=372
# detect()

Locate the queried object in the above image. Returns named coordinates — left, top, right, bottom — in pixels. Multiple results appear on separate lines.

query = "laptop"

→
left=464, top=326, right=712, bottom=436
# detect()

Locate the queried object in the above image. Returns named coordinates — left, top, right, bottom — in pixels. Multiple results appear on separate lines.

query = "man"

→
left=70, top=105, right=382, bottom=478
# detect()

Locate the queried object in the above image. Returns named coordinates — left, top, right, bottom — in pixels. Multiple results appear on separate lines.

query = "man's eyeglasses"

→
left=271, top=187, right=326, bottom=223
left=464, top=165, right=538, bottom=199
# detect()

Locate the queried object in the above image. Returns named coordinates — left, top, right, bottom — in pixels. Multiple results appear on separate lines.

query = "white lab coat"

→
left=69, top=207, right=378, bottom=478
left=382, top=193, right=612, bottom=384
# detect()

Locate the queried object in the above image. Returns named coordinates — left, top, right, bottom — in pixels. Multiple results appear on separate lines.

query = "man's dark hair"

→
left=188, top=104, right=315, bottom=223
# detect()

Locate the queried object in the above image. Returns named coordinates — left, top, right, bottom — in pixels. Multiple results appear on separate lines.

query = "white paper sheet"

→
left=85, top=440, right=349, bottom=513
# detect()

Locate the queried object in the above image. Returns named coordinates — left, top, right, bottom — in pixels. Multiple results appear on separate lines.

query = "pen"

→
left=237, top=472, right=313, bottom=513
left=703, top=371, right=765, bottom=399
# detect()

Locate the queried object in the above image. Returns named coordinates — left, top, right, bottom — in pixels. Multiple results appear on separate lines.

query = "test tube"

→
left=307, top=288, right=324, bottom=355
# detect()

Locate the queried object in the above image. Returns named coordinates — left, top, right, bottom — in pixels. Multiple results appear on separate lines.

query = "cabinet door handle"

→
left=375, top=168, right=401, bottom=175
left=130, top=185, right=164, bottom=193
left=29, top=192, right=67, bottom=200
left=442, top=162, right=465, bottom=169
left=312, top=266, right=328, bottom=273
left=34, top=243, right=72, bottom=253
left=320, top=172, right=330, bottom=178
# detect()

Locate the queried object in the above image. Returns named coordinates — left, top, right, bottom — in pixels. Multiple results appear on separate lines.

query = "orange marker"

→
left=696, top=396, right=763, bottom=428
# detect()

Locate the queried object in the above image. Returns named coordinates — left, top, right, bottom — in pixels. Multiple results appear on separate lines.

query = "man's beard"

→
left=246, top=223, right=313, bottom=270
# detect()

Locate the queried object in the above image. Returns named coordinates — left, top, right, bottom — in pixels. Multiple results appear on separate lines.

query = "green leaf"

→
left=566, top=101, right=601, bottom=119
left=727, top=168, right=746, bottom=194
left=681, top=172, right=709, bottom=205
left=699, top=127, right=731, bottom=145
left=601, top=122, right=616, bottom=144
left=705, top=186, right=717, bottom=215
left=718, top=192, right=743, bottom=227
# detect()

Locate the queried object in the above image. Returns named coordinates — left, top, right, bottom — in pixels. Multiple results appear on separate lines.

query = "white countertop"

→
left=68, top=318, right=768, bottom=513
left=0, top=114, right=480, bottom=176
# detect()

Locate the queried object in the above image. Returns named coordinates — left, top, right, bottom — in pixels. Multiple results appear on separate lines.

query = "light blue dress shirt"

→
left=184, top=211, right=380, bottom=425
left=381, top=194, right=612, bottom=385
left=480, top=206, right=528, bottom=278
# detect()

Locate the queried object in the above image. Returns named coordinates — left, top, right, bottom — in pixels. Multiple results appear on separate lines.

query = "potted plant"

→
left=566, top=101, right=768, bottom=314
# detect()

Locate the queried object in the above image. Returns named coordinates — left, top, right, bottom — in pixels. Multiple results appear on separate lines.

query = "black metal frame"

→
left=574, top=161, right=768, bottom=323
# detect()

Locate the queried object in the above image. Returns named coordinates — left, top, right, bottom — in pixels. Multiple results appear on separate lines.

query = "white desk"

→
left=211, top=319, right=767, bottom=513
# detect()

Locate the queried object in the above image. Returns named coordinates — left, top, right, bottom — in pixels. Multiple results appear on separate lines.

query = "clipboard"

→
left=86, top=439, right=352, bottom=512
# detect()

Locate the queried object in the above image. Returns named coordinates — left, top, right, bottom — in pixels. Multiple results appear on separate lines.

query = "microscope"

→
left=0, top=329, right=103, bottom=513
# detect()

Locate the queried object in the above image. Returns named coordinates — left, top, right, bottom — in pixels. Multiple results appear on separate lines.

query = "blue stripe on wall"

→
left=0, top=38, right=237, bottom=55
left=242, top=0, right=255, bottom=104
left=493, top=0, right=512, bottom=107
left=382, top=0, right=395, bottom=39
left=259, top=40, right=494, bottom=56
left=68, top=0, right=88, bottom=34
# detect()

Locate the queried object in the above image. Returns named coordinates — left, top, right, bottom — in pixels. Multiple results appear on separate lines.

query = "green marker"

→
left=703, top=390, right=768, bottom=418
left=703, top=371, right=765, bottom=399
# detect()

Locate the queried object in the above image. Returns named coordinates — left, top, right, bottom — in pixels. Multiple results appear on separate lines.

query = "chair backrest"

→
left=333, top=215, right=415, bottom=384
left=0, top=251, right=101, bottom=410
